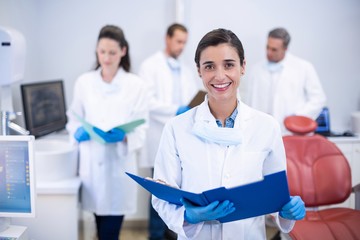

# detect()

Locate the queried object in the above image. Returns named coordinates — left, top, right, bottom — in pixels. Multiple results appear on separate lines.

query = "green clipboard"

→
left=72, top=111, right=145, bottom=144
left=115, top=119, right=145, bottom=133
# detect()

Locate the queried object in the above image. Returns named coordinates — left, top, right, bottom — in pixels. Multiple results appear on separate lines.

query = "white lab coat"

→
left=66, top=68, right=148, bottom=215
left=152, top=99, right=295, bottom=240
left=138, top=51, right=200, bottom=167
left=246, top=53, right=326, bottom=133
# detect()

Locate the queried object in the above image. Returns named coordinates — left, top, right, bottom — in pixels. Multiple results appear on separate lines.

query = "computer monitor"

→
left=21, top=80, right=67, bottom=138
left=0, top=135, right=36, bottom=231
left=315, top=107, right=331, bottom=136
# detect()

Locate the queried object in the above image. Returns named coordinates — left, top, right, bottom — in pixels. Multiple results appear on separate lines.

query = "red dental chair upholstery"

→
left=283, top=116, right=360, bottom=240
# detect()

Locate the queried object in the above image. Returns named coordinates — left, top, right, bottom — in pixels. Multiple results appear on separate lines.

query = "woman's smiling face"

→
left=198, top=43, right=245, bottom=104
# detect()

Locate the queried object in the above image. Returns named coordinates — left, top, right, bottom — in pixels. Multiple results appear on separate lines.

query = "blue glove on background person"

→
left=180, top=198, right=235, bottom=224
left=93, top=127, right=126, bottom=143
left=279, top=196, right=306, bottom=220
left=74, top=126, right=90, bottom=142
left=176, top=105, right=191, bottom=116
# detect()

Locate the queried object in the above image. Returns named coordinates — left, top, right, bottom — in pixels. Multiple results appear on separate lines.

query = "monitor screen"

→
left=315, top=107, right=330, bottom=134
left=21, top=80, right=67, bottom=138
left=0, top=135, right=35, bottom=218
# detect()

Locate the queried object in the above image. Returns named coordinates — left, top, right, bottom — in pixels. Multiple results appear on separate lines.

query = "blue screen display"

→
left=0, top=141, right=31, bottom=213
left=315, top=107, right=330, bottom=133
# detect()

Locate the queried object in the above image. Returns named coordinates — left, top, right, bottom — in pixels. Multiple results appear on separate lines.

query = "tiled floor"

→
left=80, top=219, right=279, bottom=240
left=119, top=227, right=279, bottom=240
left=120, top=228, right=148, bottom=240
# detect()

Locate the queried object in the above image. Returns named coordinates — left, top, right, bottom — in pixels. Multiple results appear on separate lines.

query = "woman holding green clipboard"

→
left=66, top=25, right=147, bottom=240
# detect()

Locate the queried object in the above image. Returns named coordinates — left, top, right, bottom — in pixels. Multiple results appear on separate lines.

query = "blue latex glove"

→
left=180, top=198, right=235, bottom=224
left=93, top=127, right=126, bottom=143
left=74, top=127, right=90, bottom=142
left=279, top=196, right=306, bottom=220
left=176, top=105, right=191, bottom=116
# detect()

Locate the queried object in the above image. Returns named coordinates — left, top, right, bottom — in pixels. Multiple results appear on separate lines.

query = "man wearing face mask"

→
left=245, top=27, right=326, bottom=133
left=138, top=23, right=200, bottom=240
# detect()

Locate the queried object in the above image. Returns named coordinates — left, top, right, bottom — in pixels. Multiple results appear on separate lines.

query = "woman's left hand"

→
left=279, top=196, right=306, bottom=220
left=93, top=127, right=126, bottom=143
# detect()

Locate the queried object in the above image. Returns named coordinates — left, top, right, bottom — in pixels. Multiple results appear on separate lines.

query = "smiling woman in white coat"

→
left=66, top=25, right=148, bottom=240
left=152, top=28, right=306, bottom=240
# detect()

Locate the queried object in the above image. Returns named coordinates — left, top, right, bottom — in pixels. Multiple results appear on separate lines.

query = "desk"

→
left=0, top=225, right=28, bottom=240
left=327, top=136, right=360, bottom=209
left=11, top=178, right=81, bottom=240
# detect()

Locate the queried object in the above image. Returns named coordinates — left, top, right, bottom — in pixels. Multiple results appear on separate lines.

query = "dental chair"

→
left=283, top=116, right=360, bottom=240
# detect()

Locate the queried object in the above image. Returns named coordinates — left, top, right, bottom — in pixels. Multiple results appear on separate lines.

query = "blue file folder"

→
left=126, top=171, right=290, bottom=223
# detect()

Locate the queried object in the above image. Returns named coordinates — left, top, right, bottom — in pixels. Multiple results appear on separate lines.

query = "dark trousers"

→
left=149, top=202, right=167, bottom=240
left=94, top=214, right=124, bottom=240
left=149, top=168, right=177, bottom=240
left=149, top=167, right=166, bottom=240
left=149, top=200, right=177, bottom=240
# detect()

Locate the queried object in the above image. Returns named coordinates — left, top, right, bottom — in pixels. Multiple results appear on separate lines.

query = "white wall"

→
left=1, top=0, right=360, bottom=221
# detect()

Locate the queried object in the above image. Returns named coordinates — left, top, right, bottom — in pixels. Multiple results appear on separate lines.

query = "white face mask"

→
left=167, top=57, right=181, bottom=71
left=267, top=61, right=283, bottom=73
left=192, top=122, right=242, bottom=146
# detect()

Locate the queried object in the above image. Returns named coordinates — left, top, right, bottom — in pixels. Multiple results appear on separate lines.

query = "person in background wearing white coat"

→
left=138, top=23, right=199, bottom=240
left=152, top=28, right=305, bottom=240
left=245, top=27, right=326, bottom=133
left=66, top=25, right=148, bottom=240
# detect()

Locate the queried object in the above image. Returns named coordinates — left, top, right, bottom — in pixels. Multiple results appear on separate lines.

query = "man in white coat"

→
left=245, top=27, right=326, bottom=134
left=138, top=23, right=200, bottom=240
left=246, top=27, right=326, bottom=239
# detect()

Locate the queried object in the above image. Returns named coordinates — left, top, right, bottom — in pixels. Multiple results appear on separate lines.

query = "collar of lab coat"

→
left=281, top=52, right=293, bottom=67
left=95, top=68, right=124, bottom=93
left=276, top=52, right=296, bottom=69
left=194, top=96, right=254, bottom=130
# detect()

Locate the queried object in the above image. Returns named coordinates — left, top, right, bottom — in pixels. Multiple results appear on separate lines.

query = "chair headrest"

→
left=284, top=116, right=318, bottom=135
